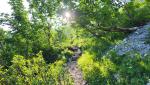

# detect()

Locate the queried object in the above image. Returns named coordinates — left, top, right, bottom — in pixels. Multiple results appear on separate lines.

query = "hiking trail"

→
left=66, top=46, right=87, bottom=85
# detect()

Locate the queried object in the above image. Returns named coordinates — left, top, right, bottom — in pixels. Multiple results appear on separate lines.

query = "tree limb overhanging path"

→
left=67, top=46, right=87, bottom=85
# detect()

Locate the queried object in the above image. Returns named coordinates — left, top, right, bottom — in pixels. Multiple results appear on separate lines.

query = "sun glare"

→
left=65, top=12, right=71, bottom=18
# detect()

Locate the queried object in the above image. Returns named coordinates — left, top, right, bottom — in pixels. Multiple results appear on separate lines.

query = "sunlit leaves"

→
left=0, top=52, right=73, bottom=84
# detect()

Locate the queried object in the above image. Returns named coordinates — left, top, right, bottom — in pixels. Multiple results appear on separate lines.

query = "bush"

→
left=109, top=51, right=150, bottom=85
left=0, top=52, right=73, bottom=85
left=78, top=52, right=116, bottom=85
left=78, top=51, right=150, bottom=85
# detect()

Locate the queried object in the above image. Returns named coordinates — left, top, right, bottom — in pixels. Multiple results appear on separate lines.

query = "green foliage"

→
left=0, top=29, right=14, bottom=66
left=80, top=31, right=126, bottom=60
left=78, top=52, right=116, bottom=85
left=0, top=0, right=150, bottom=85
left=69, top=0, right=150, bottom=36
left=0, top=52, right=73, bottom=85
left=0, top=0, right=64, bottom=65
left=78, top=51, right=150, bottom=85
left=109, top=51, right=150, bottom=85
left=120, top=0, right=150, bottom=27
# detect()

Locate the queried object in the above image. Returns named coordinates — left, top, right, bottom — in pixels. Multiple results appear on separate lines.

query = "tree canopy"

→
left=0, top=0, right=150, bottom=84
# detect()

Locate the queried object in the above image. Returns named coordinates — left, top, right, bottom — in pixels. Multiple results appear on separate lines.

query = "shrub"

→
left=0, top=52, right=73, bottom=85
left=78, top=52, right=116, bottom=85
left=78, top=51, right=150, bottom=85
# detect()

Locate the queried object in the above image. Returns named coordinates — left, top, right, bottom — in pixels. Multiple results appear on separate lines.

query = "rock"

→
left=114, top=23, right=150, bottom=56
left=68, top=46, right=82, bottom=61
left=147, top=82, right=150, bottom=85
left=68, top=46, right=79, bottom=52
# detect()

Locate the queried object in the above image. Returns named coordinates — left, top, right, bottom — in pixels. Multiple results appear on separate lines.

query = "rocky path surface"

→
left=67, top=61, right=87, bottom=85
left=66, top=46, right=87, bottom=85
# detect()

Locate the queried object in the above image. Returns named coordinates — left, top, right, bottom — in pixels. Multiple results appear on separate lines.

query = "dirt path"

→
left=67, top=61, right=87, bottom=85
left=67, top=46, right=87, bottom=85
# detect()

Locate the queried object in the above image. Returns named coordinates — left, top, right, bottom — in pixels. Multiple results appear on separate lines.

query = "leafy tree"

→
left=63, top=0, right=150, bottom=37
left=0, top=0, right=62, bottom=64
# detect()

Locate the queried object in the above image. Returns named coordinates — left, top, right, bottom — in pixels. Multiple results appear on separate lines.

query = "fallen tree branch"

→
left=85, top=24, right=139, bottom=38
left=101, top=27, right=138, bottom=32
